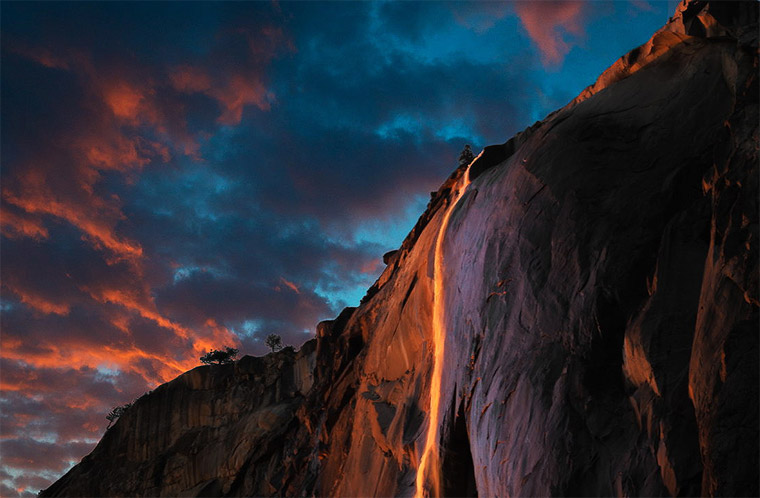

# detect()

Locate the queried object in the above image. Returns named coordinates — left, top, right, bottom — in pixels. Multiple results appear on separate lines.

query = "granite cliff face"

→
left=43, top=1, right=758, bottom=496
left=43, top=344, right=318, bottom=497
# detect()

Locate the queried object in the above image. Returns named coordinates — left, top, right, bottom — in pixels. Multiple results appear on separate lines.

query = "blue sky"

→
left=0, top=1, right=672, bottom=495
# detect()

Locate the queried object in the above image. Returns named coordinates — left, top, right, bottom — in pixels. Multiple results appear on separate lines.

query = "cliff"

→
left=42, top=1, right=758, bottom=496
left=42, top=344, right=318, bottom=497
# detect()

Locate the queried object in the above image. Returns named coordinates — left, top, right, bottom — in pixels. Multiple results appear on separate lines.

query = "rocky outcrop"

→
left=42, top=343, right=318, bottom=497
left=43, top=1, right=758, bottom=496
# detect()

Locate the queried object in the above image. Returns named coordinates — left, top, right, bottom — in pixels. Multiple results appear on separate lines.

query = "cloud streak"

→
left=514, top=1, right=587, bottom=66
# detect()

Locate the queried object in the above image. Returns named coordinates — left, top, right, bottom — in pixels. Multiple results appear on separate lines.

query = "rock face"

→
left=43, top=1, right=758, bottom=497
left=42, top=344, right=318, bottom=497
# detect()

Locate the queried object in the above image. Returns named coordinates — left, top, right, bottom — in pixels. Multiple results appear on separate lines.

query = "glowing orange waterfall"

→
left=415, top=167, right=471, bottom=498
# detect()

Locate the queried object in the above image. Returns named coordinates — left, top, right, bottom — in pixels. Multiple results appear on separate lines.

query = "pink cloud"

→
left=171, top=66, right=273, bottom=125
left=169, top=24, right=291, bottom=125
left=279, top=277, right=301, bottom=294
left=514, top=1, right=587, bottom=67
left=0, top=209, right=49, bottom=241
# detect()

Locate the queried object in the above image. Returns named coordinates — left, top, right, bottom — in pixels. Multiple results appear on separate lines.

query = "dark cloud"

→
left=1, top=438, right=95, bottom=473
left=207, top=53, right=535, bottom=227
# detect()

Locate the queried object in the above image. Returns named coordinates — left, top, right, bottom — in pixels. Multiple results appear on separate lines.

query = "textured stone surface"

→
left=42, top=343, right=318, bottom=497
left=42, top=1, right=758, bottom=496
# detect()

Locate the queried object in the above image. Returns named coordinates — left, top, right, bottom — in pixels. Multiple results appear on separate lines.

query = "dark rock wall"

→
left=451, top=28, right=758, bottom=498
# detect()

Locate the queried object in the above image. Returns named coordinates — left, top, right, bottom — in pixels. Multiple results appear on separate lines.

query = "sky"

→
left=0, top=1, right=673, bottom=495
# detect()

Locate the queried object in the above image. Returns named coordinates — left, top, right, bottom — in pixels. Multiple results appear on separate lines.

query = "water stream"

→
left=414, top=166, right=471, bottom=498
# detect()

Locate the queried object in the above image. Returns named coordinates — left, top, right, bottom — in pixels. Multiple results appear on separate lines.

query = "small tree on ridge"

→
left=200, top=347, right=239, bottom=365
left=265, top=334, right=283, bottom=353
left=106, top=402, right=132, bottom=429
left=459, top=144, right=474, bottom=167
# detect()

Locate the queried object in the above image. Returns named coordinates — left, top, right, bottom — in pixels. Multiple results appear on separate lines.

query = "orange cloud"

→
left=0, top=50, right=169, bottom=267
left=87, top=286, right=191, bottom=339
left=104, top=83, right=144, bottom=121
left=0, top=209, right=49, bottom=240
left=1, top=340, right=171, bottom=387
left=170, top=66, right=272, bottom=125
left=214, top=74, right=272, bottom=125
left=11, top=289, right=71, bottom=316
left=0, top=327, right=193, bottom=387
left=3, top=185, right=144, bottom=264
left=279, top=277, right=300, bottom=294
left=82, top=282, right=240, bottom=364
left=8, top=42, right=71, bottom=70
left=83, top=134, right=169, bottom=172
left=166, top=23, right=290, bottom=125
left=514, top=1, right=586, bottom=66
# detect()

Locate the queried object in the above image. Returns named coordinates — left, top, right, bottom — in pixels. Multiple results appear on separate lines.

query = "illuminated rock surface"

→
left=42, top=344, right=318, bottom=497
left=42, top=1, right=758, bottom=496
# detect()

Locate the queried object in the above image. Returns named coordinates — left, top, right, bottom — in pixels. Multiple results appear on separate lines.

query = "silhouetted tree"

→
left=200, top=347, right=239, bottom=365
left=265, top=334, right=283, bottom=353
left=106, top=402, right=132, bottom=429
left=459, top=144, right=474, bottom=167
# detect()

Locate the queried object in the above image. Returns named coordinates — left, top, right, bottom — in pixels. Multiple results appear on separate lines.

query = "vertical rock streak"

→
left=415, top=168, right=471, bottom=498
